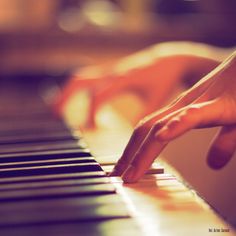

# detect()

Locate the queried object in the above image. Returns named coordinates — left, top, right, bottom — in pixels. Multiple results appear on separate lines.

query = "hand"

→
left=111, top=51, right=236, bottom=183
left=56, top=42, right=220, bottom=127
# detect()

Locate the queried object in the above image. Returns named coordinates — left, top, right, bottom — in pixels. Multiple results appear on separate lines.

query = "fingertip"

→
left=122, top=165, right=138, bottom=183
left=207, top=148, right=231, bottom=170
left=109, top=159, right=127, bottom=177
left=109, top=168, right=121, bottom=177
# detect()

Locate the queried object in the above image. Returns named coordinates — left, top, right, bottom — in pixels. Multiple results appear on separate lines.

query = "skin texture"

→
left=56, top=42, right=221, bottom=127
left=111, top=51, right=236, bottom=183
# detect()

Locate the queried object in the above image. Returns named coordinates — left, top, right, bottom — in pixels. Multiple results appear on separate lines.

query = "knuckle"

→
left=167, top=117, right=181, bottom=129
left=178, top=113, right=189, bottom=124
left=152, top=120, right=166, bottom=133
left=181, top=106, right=199, bottom=120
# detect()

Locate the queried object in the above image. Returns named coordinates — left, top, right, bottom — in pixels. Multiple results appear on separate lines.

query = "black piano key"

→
left=0, top=163, right=103, bottom=178
left=0, top=171, right=106, bottom=185
left=0, top=184, right=116, bottom=202
left=0, top=140, right=82, bottom=155
left=0, top=131, right=78, bottom=145
left=0, top=157, right=96, bottom=169
left=0, top=82, right=144, bottom=236
left=0, top=120, right=74, bottom=135
left=0, top=149, right=91, bottom=163
left=0, top=119, right=68, bottom=131
left=0, top=177, right=111, bottom=191
left=0, top=110, right=56, bottom=121
left=0, top=219, right=141, bottom=236
left=0, top=114, right=64, bottom=123
left=0, top=125, right=71, bottom=136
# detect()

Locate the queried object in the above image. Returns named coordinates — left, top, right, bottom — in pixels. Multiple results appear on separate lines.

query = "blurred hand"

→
left=56, top=44, right=219, bottom=127
left=111, top=51, right=236, bottom=183
left=55, top=65, right=110, bottom=127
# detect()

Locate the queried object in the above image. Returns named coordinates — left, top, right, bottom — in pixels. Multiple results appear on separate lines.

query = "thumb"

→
left=207, top=125, right=236, bottom=169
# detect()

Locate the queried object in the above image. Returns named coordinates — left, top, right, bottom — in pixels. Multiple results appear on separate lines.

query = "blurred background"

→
left=0, top=0, right=236, bottom=76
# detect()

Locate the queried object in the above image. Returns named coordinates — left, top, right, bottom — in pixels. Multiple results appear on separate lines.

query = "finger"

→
left=110, top=106, right=185, bottom=177
left=110, top=94, right=192, bottom=176
left=55, top=77, right=98, bottom=113
left=85, top=75, right=132, bottom=127
left=155, top=99, right=224, bottom=141
left=207, top=125, right=236, bottom=169
left=120, top=99, right=217, bottom=183
left=120, top=99, right=221, bottom=183
left=111, top=75, right=216, bottom=177
left=109, top=120, right=154, bottom=176
left=121, top=123, right=168, bottom=183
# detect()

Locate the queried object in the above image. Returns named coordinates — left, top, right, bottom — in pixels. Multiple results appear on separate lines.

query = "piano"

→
left=0, top=74, right=235, bottom=236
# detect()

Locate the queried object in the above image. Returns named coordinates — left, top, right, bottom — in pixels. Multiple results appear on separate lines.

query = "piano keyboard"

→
left=0, top=109, right=143, bottom=236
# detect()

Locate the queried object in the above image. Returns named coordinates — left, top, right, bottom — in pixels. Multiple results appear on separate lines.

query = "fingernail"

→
left=122, top=165, right=136, bottom=183
left=155, top=126, right=169, bottom=140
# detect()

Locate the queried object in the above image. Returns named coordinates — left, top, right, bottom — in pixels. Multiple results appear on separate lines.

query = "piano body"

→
left=0, top=73, right=235, bottom=236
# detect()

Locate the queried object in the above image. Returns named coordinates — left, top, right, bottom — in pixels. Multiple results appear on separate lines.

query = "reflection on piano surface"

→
left=0, top=75, right=235, bottom=236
